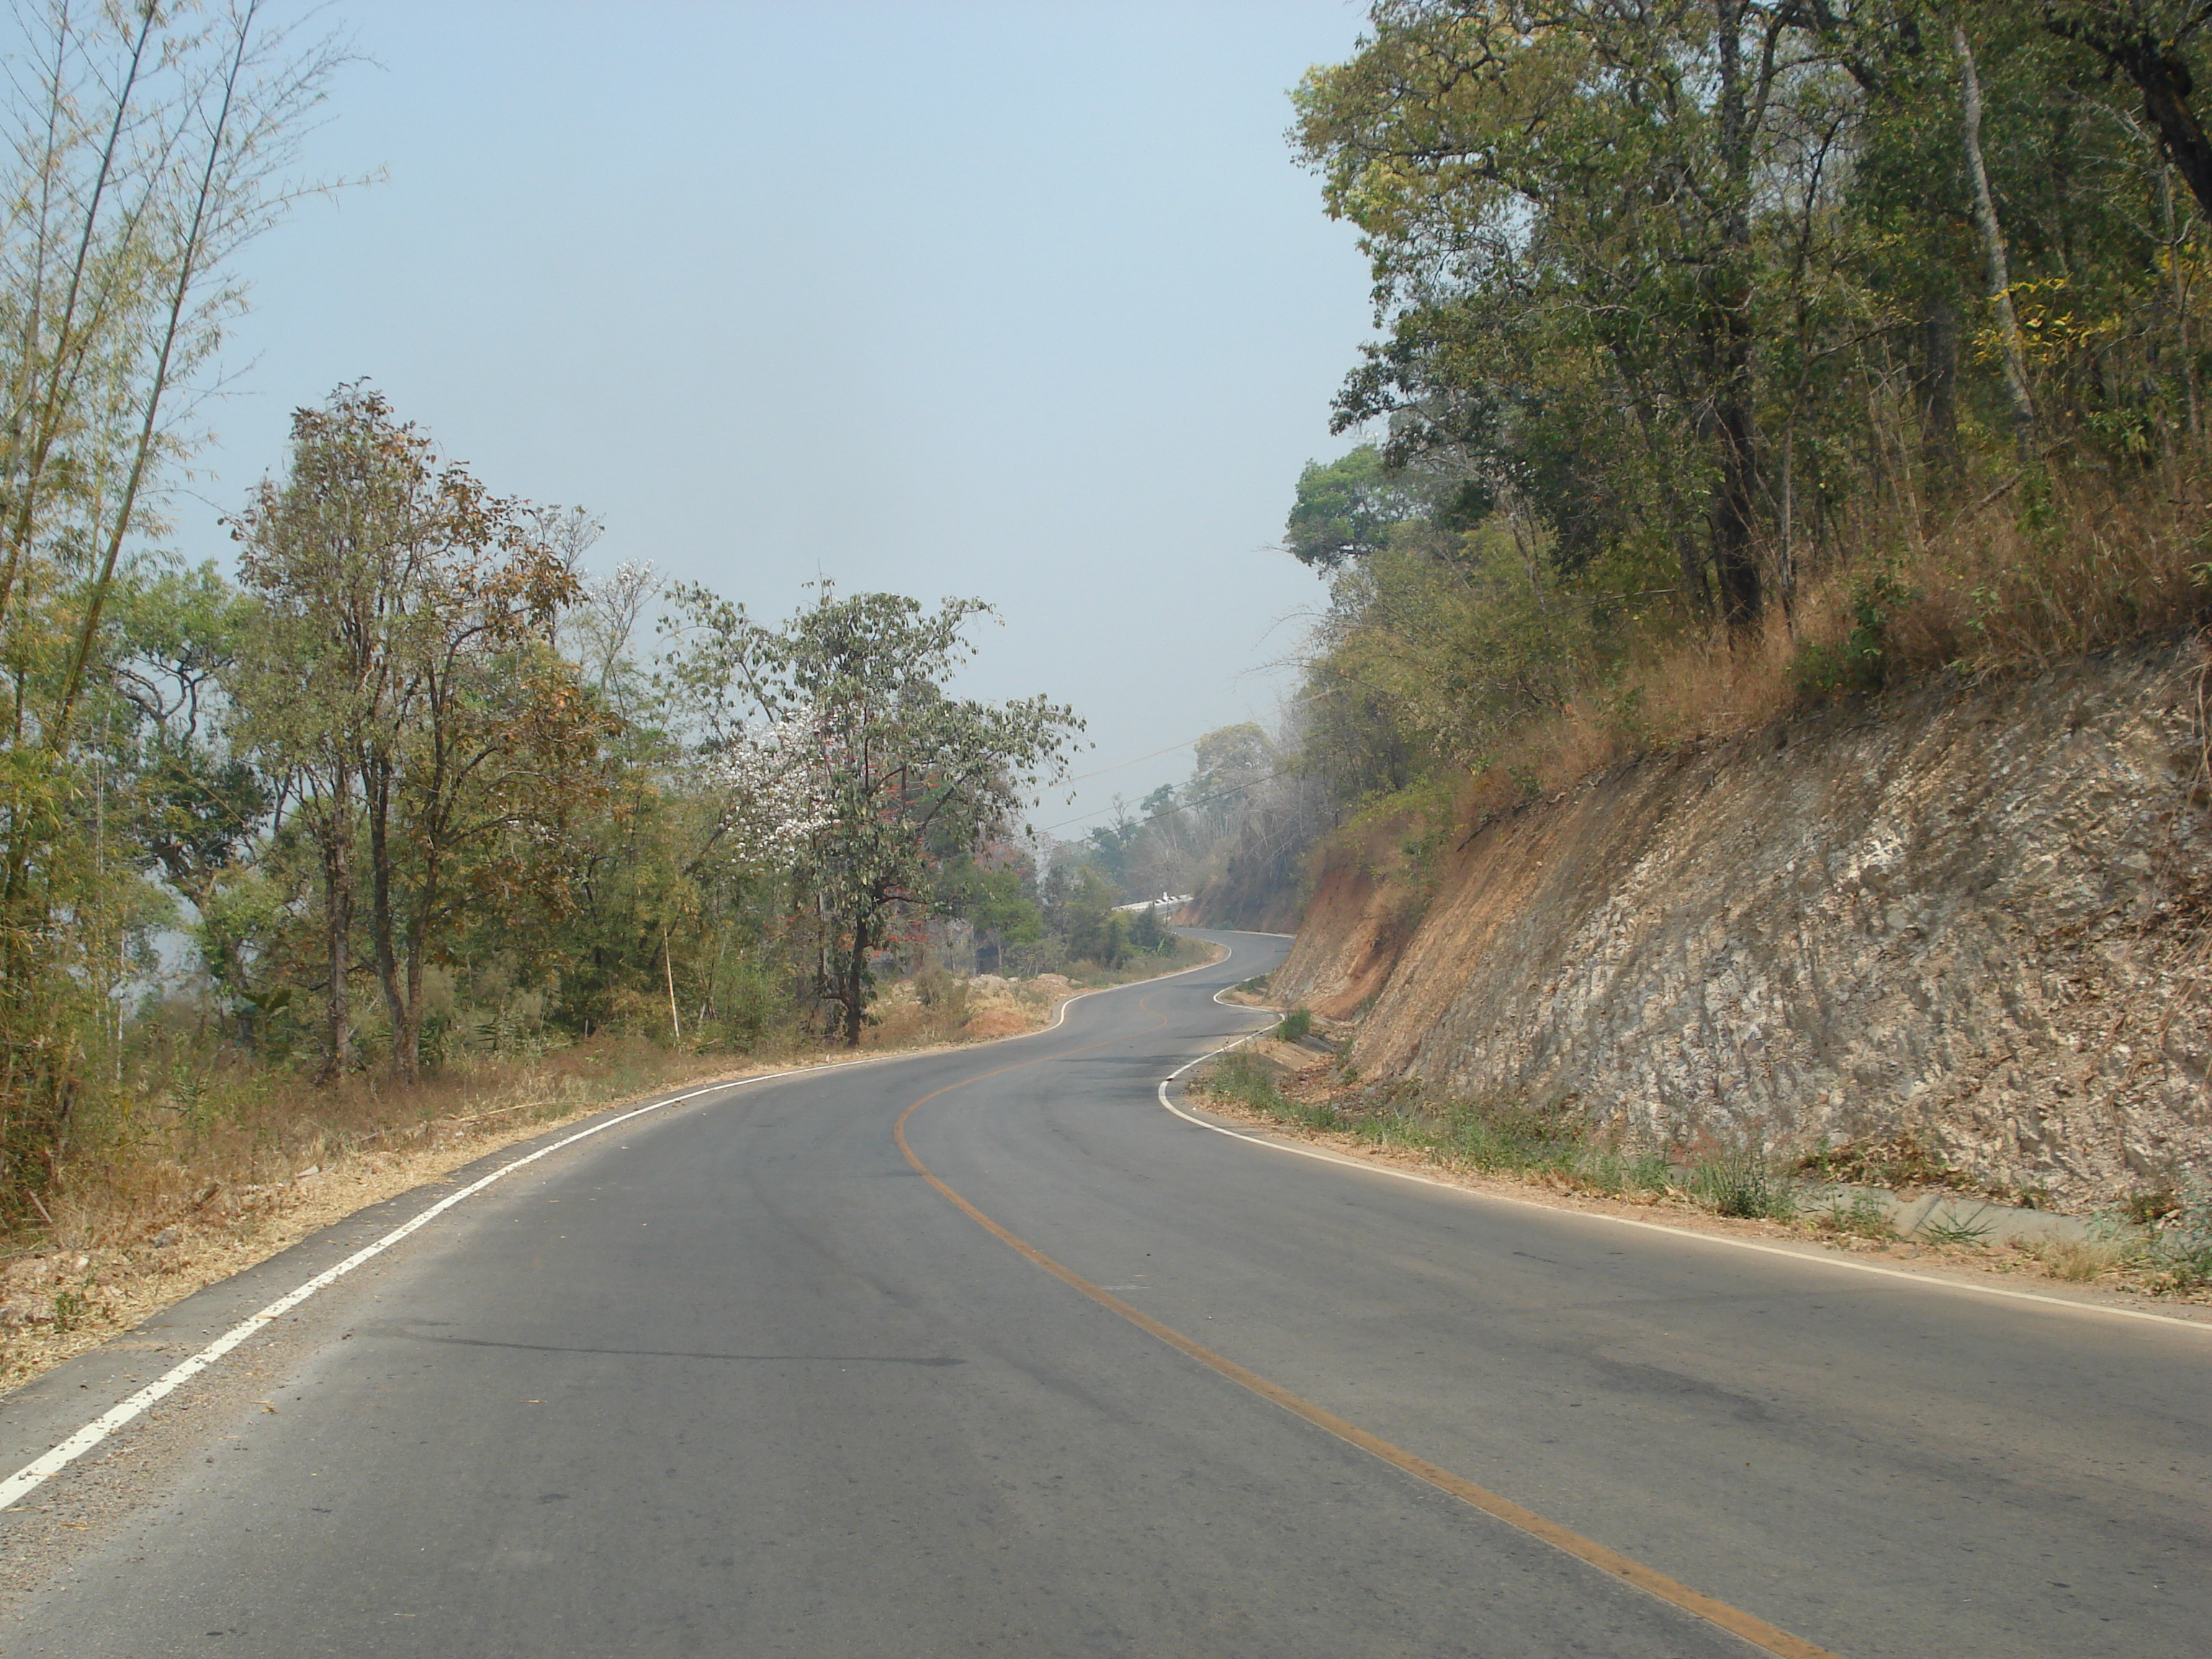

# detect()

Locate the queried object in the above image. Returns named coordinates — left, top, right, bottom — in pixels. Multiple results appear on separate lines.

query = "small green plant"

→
left=1274, top=1009, right=1314, bottom=1044
left=1200, top=1051, right=1290, bottom=1113
left=2121, top=1182, right=2212, bottom=1291
left=1692, top=1153, right=1796, bottom=1220
left=50, top=1288, right=89, bottom=1334
left=1918, top=1208, right=1996, bottom=1246
left=1288, top=1097, right=1342, bottom=1131
left=1789, top=572, right=1912, bottom=699
left=1816, top=1192, right=1897, bottom=1239
left=2123, top=1188, right=2182, bottom=1226
left=1577, top=1146, right=1671, bottom=1196
left=1235, top=974, right=1271, bottom=995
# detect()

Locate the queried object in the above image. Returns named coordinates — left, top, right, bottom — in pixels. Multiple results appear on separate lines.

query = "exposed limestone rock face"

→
left=1272, top=644, right=2211, bottom=1208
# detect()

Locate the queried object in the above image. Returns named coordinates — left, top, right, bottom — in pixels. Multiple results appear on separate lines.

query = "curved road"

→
left=2, top=930, right=2206, bottom=1657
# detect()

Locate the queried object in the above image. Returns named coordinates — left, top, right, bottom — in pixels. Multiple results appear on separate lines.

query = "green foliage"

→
left=1061, top=867, right=1131, bottom=968
left=1789, top=575, right=1914, bottom=700
left=1274, top=1008, right=1313, bottom=1044
left=1919, top=1209, right=1997, bottom=1247
left=0, top=374, right=1087, bottom=1213
left=230, top=385, right=602, bottom=1084
left=1301, top=515, right=1595, bottom=788
left=1691, top=1152, right=1797, bottom=1221
left=1282, top=2, right=2212, bottom=833
left=2121, top=1182, right=2212, bottom=1290
left=0, top=5, right=351, bottom=1215
left=1127, top=904, right=1169, bottom=953
left=1283, top=445, right=1453, bottom=569
left=661, top=583, right=1082, bottom=1042
left=1202, top=1051, right=1339, bottom=1130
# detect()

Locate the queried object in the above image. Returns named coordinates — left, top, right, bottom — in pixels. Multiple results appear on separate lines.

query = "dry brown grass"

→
left=50, top=1033, right=701, bottom=1253
left=1882, top=467, right=2211, bottom=675
left=1426, top=458, right=2212, bottom=831
left=2033, top=1238, right=2126, bottom=1282
left=0, top=1038, right=750, bottom=1391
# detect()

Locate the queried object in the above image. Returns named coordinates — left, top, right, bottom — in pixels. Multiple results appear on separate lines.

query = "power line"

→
left=1060, top=734, right=1202, bottom=786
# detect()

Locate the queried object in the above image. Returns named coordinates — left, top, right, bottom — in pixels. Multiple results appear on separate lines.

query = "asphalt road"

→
left=2, top=930, right=2206, bottom=1658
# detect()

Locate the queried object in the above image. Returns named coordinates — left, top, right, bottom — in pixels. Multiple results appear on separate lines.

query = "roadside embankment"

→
left=1273, top=639, right=2211, bottom=1213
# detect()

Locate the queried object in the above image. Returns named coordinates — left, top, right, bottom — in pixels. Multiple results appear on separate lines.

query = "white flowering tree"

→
left=662, top=585, right=1082, bottom=1043
left=706, top=714, right=837, bottom=869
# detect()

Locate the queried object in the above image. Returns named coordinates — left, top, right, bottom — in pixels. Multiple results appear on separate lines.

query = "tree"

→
left=2044, top=1, right=2212, bottom=219
left=1061, top=865, right=1130, bottom=967
left=933, top=853, right=1043, bottom=974
left=0, top=1, right=349, bottom=1206
left=1295, top=1, right=1870, bottom=627
left=662, top=585, right=1081, bottom=1044
left=1282, top=446, right=1451, bottom=568
left=1188, top=723, right=1276, bottom=821
left=230, top=387, right=598, bottom=1083
left=110, top=565, right=268, bottom=995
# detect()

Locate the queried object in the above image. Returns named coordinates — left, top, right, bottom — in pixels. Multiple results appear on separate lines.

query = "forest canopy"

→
left=1281, top=0, right=2212, bottom=818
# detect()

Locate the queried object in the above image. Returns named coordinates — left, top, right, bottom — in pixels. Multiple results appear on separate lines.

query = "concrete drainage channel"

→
left=1796, top=1184, right=2092, bottom=1247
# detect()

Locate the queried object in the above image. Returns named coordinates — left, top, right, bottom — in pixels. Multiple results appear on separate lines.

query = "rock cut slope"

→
left=1273, top=642, right=2211, bottom=1208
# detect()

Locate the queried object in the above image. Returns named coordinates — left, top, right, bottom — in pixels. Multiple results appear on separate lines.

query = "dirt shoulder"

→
left=1182, top=1069, right=2212, bottom=1324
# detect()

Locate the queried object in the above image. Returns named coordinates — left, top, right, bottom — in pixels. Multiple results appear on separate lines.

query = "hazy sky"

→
left=179, top=0, right=1377, bottom=835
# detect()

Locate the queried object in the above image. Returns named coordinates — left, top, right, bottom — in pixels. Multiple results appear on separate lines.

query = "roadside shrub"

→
left=2038, top=1238, right=2123, bottom=1282
left=1275, top=1009, right=1313, bottom=1044
left=1200, top=1051, right=1291, bottom=1115
left=1691, top=1152, right=1797, bottom=1220
left=2122, top=1182, right=2212, bottom=1290
left=1812, top=1192, right=1897, bottom=1240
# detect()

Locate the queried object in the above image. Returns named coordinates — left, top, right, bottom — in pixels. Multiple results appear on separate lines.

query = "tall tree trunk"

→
left=842, top=910, right=870, bottom=1047
left=400, top=858, right=429, bottom=1085
left=366, top=755, right=412, bottom=1083
left=1707, top=0, right=1763, bottom=630
left=317, top=768, right=355, bottom=1083
left=1956, top=24, right=2039, bottom=449
left=1913, top=296, right=1963, bottom=480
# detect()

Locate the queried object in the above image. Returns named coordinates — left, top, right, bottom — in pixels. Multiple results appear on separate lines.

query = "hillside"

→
left=1270, top=641, right=2211, bottom=1210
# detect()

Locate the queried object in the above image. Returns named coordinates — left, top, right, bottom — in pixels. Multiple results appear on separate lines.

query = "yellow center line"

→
left=893, top=999, right=1846, bottom=1659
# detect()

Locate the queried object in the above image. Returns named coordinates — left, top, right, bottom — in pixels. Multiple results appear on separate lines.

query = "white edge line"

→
left=1159, top=993, right=2212, bottom=1338
left=0, top=940, right=1241, bottom=1514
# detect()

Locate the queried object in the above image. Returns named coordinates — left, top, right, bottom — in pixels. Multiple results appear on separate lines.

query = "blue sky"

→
left=179, top=0, right=1377, bottom=832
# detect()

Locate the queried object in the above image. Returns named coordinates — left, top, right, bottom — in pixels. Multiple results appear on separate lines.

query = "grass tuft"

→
left=1812, top=1191, right=1897, bottom=1239
left=2036, top=1238, right=2123, bottom=1282
left=2120, top=1182, right=2212, bottom=1291
left=1690, top=1152, right=1797, bottom=1220
left=1917, top=1208, right=1997, bottom=1247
